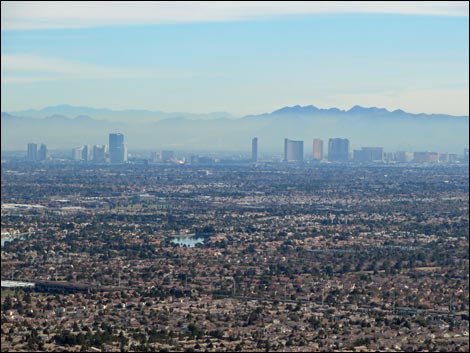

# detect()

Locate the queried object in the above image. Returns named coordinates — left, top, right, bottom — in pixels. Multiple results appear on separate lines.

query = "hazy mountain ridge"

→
left=2, top=105, right=468, bottom=153
left=247, top=104, right=468, bottom=120
left=10, top=104, right=235, bottom=123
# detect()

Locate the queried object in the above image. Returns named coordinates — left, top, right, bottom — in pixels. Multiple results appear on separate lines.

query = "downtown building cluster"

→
left=272, top=138, right=468, bottom=164
left=283, top=138, right=469, bottom=163
left=72, top=133, right=127, bottom=164
left=27, top=133, right=128, bottom=164
left=26, top=143, right=48, bottom=161
left=282, top=137, right=376, bottom=163
left=71, top=133, right=127, bottom=163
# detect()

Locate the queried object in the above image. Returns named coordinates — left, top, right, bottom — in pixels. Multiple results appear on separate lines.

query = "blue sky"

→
left=1, top=1, right=469, bottom=116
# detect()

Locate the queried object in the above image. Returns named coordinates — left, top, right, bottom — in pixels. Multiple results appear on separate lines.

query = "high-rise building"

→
left=413, top=151, right=439, bottom=163
left=27, top=143, right=38, bottom=161
left=72, top=147, right=83, bottom=161
left=353, top=150, right=364, bottom=162
left=284, top=139, right=304, bottom=162
left=82, top=145, right=92, bottom=161
left=363, top=147, right=383, bottom=161
left=93, top=144, right=107, bottom=163
left=123, top=144, right=128, bottom=162
left=448, top=154, right=458, bottom=163
left=437, top=152, right=458, bottom=163
left=353, top=147, right=383, bottom=162
left=328, top=138, right=349, bottom=161
left=384, top=152, right=394, bottom=163
left=161, top=150, right=175, bottom=162
left=438, top=153, right=449, bottom=163
left=150, top=151, right=161, bottom=163
left=38, top=144, right=48, bottom=161
left=252, top=137, right=258, bottom=162
left=312, top=139, right=323, bottom=161
left=395, top=151, right=413, bottom=163
left=109, top=133, right=127, bottom=163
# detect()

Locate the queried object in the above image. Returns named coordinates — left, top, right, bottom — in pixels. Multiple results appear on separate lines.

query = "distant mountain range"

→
left=8, top=104, right=235, bottom=123
left=2, top=104, right=468, bottom=153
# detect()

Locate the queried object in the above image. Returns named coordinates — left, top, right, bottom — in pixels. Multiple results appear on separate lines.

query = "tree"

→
left=3, top=295, right=12, bottom=311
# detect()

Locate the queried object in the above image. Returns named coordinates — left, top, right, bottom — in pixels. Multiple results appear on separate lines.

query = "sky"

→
left=1, top=1, right=469, bottom=116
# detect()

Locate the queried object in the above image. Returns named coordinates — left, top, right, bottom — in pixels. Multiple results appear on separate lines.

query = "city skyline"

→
left=19, top=135, right=468, bottom=165
left=1, top=2, right=469, bottom=116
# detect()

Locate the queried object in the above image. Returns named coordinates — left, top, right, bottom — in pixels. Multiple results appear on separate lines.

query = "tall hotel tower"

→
left=38, top=144, right=48, bottom=161
left=109, top=133, right=127, bottom=163
left=328, top=138, right=350, bottom=161
left=252, top=137, right=258, bottom=162
left=284, top=139, right=304, bottom=162
left=312, top=139, right=323, bottom=161
left=27, top=143, right=38, bottom=161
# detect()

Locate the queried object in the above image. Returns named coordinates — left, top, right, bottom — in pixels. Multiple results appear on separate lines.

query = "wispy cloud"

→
left=2, top=1, right=468, bottom=30
left=1, top=54, right=200, bottom=83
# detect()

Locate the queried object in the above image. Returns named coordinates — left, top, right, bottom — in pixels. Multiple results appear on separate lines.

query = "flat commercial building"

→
left=1, top=280, right=35, bottom=289
left=284, top=139, right=304, bottom=162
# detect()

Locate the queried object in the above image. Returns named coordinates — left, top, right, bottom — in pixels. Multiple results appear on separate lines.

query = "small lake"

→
left=171, top=236, right=206, bottom=247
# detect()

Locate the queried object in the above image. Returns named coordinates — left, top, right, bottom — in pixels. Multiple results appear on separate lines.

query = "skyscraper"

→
left=123, top=143, right=128, bottom=162
left=72, top=146, right=83, bottom=161
left=353, top=147, right=383, bottom=162
left=82, top=145, right=92, bottom=161
left=312, top=139, right=323, bottom=161
left=93, top=144, right=107, bottom=163
left=161, top=150, right=175, bottom=162
left=328, top=138, right=349, bottom=161
left=109, top=133, right=127, bottom=163
left=27, top=143, right=38, bottom=161
left=395, top=151, right=413, bottom=163
left=252, top=137, right=258, bottom=162
left=413, top=152, right=438, bottom=163
left=38, top=144, right=48, bottom=161
left=284, top=139, right=304, bottom=162
left=150, top=151, right=161, bottom=163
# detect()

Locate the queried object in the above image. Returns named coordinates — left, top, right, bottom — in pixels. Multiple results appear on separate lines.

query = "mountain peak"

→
left=272, top=105, right=319, bottom=114
left=348, top=105, right=389, bottom=114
